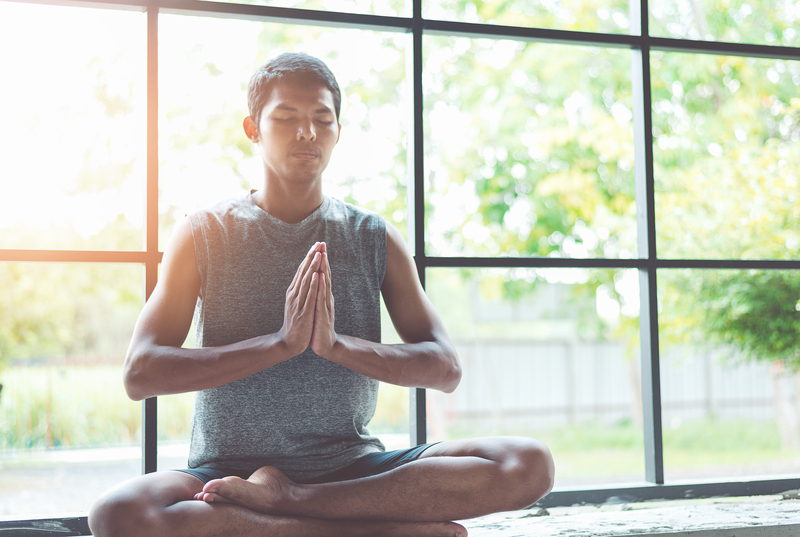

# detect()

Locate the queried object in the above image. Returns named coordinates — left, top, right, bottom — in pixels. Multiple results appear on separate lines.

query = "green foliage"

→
left=2, top=0, right=799, bottom=453
left=427, top=0, right=630, bottom=33
left=0, top=366, right=140, bottom=449
left=0, top=259, right=141, bottom=369
left=668, top=271, right=800, bottom=366
left=426, top=37, right=636, bottom=259
left=0, top=365, right=407, bottom=449
left=653, top=49, right=800, bottom=366
left=650, top=0, right=800, bottom=46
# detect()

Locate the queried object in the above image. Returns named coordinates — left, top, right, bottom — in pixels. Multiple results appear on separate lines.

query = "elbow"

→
left=440, top=348, right=462, bottom=394
left=123, top=349, right=151, bottom=401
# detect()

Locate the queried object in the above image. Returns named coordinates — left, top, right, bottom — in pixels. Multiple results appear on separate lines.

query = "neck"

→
left=252, top=181, right=324, bottom=224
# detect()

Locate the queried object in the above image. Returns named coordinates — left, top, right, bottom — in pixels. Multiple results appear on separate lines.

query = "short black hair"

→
left=247, top=52, right=342, bottom=129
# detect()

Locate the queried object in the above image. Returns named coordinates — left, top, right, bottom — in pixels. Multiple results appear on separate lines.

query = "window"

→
left=1, top=0, right=799, bottom=525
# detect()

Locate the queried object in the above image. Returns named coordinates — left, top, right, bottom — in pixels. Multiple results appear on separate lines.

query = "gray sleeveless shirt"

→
left=187, top=193, right=386, bottom=481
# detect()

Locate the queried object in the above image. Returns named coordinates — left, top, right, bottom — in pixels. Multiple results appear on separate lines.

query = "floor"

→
left=2, top=441, right=800, bottom=536
left=463, top=494, right=800, bottom=537
left=1, top=495, right=800, bottom=536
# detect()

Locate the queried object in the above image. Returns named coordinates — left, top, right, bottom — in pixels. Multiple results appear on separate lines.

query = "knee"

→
left=499, top=437, right=555, bottom=510
left=88, top=486, right=161, bottom=537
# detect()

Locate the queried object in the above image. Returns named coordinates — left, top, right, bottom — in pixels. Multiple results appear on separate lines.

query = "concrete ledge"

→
left=2, top=497, right=799, bottom=537
left=463, top=497, right=800, bottom=537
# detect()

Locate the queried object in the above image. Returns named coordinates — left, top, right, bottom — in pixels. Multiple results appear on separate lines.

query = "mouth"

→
left=292, top=147, right=319, bottom=159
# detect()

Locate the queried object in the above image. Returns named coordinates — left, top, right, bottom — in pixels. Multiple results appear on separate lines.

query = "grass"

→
left=2, top=365, right=799, bottom=483
left=443, top=419, right=800, bottom=480
left=0, top=365, right=411, bottom=451
left=0, top=365, right=140, bottom=450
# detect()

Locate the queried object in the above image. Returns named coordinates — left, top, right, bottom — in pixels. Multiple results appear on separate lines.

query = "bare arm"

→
left=123, top=219, right=323, bottom=401
left=310, top=224, right=461, bottom=393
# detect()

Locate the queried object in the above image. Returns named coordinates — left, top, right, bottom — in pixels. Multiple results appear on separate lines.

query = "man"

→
left=89, top=52, right=554, bottom=537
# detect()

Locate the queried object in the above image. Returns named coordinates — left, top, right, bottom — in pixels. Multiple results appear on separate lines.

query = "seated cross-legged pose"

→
left=88, top=52, right=555, bottom=537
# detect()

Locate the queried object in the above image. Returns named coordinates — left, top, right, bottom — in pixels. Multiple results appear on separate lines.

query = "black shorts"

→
left=177, top=442, right=440, bottom=485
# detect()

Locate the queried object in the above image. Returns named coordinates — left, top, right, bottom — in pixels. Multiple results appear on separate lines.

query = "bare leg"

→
left=89, top=470, right=468, bottom=537
left=199, top=436, right=554, bottom=522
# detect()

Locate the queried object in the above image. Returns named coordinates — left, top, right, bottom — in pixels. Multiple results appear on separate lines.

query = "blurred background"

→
left=1, top=0, right=799, bottom=519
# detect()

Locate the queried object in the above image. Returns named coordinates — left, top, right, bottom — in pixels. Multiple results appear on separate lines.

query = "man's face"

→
left=250, top=80, right=341, bottom=186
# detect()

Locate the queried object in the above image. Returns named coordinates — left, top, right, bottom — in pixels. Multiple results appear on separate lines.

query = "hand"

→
left=310, top=243, right=337, bottom=358
left=279, top=242, right=324, bottom=357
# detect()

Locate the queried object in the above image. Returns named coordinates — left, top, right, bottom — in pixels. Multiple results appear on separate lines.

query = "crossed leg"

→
left=197, top=436, right=554, bottom=523
left=88, top=471, right=467, bottom=537
left=89, top=436, right=553, bottom=537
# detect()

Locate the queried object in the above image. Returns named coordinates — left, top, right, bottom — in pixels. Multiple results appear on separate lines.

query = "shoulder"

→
left=190, top=193, right=255, bottom=228
left=160, top=216, right=200, bottom=289
left=324, top=196, right=386, bottom=231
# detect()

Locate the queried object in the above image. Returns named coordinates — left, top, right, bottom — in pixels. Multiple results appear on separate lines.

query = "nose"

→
left=297, top=120, right=316, bottom=142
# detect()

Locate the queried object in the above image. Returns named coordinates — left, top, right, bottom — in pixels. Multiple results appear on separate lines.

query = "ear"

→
left=335, top=123, right=342, bottom=144
left=243, top=116, right=258, bottom=142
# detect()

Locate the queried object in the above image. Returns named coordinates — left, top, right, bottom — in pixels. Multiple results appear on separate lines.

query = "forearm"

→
left=123, top=332, right=294, bottom=400
left=326, top=335, right=461, bottom=393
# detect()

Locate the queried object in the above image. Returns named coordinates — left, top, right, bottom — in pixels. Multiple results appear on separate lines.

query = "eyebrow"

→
left=274, top=104, right=334, bottom=115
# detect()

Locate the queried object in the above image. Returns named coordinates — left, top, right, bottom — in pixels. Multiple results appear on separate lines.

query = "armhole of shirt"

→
left=188, top=212, right=208, bottom=299
left=377, top=216, right=388, bottom=288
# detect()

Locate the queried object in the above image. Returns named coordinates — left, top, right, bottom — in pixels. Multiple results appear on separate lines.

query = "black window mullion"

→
left=633, top=0, right=664, bottom=485
left=409, top=0, right=427, bottom=447
left=142, top=4, right=160, bottom=475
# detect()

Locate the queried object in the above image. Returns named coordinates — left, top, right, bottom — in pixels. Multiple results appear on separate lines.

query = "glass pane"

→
left=427, top=267, right=643, bottom=488
left=159, top=15, right=408, bottom=248
left=157, top=392, right=195, bottom=470
left=424, top=37, right=637, bottom=258
left=0, top=263, right=142, bottom=518
left=658, top=269, right=800, bottom=480
left=652, top=52, right=800, bottom=260
left=650, top=0, right=800, bottom=47
left=194, top=0, right=407, bottom=17
left=0, top=3, right=146, bottom=251
left=376, top=299, right=411, bottom=451
left=424, top=0, right=633, bottom=34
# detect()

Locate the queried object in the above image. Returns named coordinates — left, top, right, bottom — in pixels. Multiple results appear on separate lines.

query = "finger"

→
left=304, top=271, right=320, bottom=311
left=290, top=242, right=322, bottom=289
left=297, top=252, right=321, bottom=305
left=319, top=249, right=331, bottom=293
left=320, top=253, right=332, bottom=306
left=319, top=272, right=333, bottom=317
left=316, top=272, right=327, bottom=314
left=326, top=273, right=334, bottom=314
left=327, top=273, right=334, bottom=312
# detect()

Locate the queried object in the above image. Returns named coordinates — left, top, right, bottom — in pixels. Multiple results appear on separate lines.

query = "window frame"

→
left=2, top=0, right=800, bottom=529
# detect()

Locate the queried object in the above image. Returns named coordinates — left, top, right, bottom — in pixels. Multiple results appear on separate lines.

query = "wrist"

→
left=274, top=331, right=305, bottom=360
left=327, top=335, right=347, bottom=363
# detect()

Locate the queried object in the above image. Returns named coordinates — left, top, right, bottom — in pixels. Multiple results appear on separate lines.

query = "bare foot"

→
left=195, top=466, right=469, bottom=537
left=196, top=466, right=292, bottom=514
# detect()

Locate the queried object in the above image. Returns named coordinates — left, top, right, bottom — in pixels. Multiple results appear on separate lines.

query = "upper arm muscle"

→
left=380, top=223, right=447, bottom=345
left=131, top=218, right=200, bottom=351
